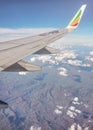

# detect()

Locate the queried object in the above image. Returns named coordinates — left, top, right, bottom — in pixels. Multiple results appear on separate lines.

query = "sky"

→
left=0, top=0, right=93, bottom=41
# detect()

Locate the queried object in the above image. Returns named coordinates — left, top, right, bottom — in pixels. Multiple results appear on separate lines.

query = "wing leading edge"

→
left=0, top=4, right=86, bottom=72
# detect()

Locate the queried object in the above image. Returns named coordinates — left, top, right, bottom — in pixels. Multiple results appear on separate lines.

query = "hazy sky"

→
left=0, top=0, right=92, bottom=37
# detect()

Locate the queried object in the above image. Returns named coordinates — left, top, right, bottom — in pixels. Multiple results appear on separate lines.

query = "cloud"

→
left=90, top=51, right=93, bottom=55
left=55, top=51, right=77, bottom=62
left=0, top=28, right=56, bottom=42
left=68, top=123, right=89, bottom=130
left=67, top=60, right=82, bottom=66
left=67, top=59, right=91, bottom=67
left=58, top=67, right=68, bottom=76
left=86, top=56, right=93, bottom=62
left=84, top=127, right=89, bottom=130
left=82, top=64, right=91, bottom=67
left=68, top=123, right=82, bottom=130
left=86, top=54, right=93, bottom=69
left=67, top=105, right=81, bottom=118
left=30, top=55, right=56, bottom=65
left=68, top=123, right=76, bottom=130
left=67, top=108, right=77, bottom=118
left=29, top=50, right=91, bottom=71
left=78, top=70, right=81, bottom=73
left=54, top=105, right=63, bottom=115
left=0, top=27, right=93, bottom=46
left=0, top=28, right=56, bottom=35
left=50, top=34, right=93, bottom=48
left=30, top=126, right=41, bottom=130
left=56, top=105, right=63, bottom=109
left=67, top=97, right=82, bottom=119
left=19, top=72, right=27, bottom=75
left=72, top=97, right=80, bottom=105
left=38, top=55, right=52, bottom=63
left=73, top=97, right=79, bottom=102
left=30, top=57, right=36, bottom=62
left=54, top=109, right=62, bottom=115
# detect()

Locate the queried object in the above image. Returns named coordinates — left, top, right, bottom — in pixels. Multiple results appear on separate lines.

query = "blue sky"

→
left=0, top=0, right=92, bottom=38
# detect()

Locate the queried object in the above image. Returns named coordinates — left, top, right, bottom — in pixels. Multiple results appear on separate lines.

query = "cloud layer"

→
left=0, top=28, right=56, bottom=42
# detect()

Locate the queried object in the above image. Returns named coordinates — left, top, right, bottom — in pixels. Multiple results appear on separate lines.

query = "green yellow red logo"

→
left=70, top=10, right=82, bottom=26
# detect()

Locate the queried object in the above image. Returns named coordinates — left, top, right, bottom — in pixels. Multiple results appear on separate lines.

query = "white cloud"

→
left=54, top=105, right=63, bottom=115
left=77, top=124, right=82, bottom=130
left=67, top=104, right=81, bottom=119
left=68, top=123, right=76, bottom=130
left=67, top=106, right=81, bottom=118
left=0, top=28, right=93, bottom=46
left=59, top=71, right=68, bottom=76
left=30, top=126, right=41, bottom=130
left=55, top=51, right=77, bottom=61
left=50, top=35, right=93, bottom=48
left=54, top=109, right=62, bottom=115
left=0, top=28, right=56, bottom=34
left=56, top=105, right=63, bottom=110
left=89, top=58, right=93, bottom=62
left=82, top=64, right=91, bottom=67
left=68, top=123, right=82, bottom=130
left=69, top=106, right=75, bottom=111
left=67, top=59, right=91, bottom=67
left=58, top=67, right=68, bottom=76
left=73, top=97, right=79, bottom=102
left=67, top=60, right=82, bottom=66
left=78, top=70, right=81, bottom=73
left=68, top=124, right=89, bottom=130
left=84, top=127, right=89, bottom=130
left=75, top=109, right=81, bottom=114
left=0, top=28, right=56, bottom=42
left=84, top=51, right=93, bottom=63
left=55, top=55, right=64, bottom=61
left=32, top=55, right=57, bottom=65
left=30, top=57, right=36, bottom=62
left=67, top=109, right=77, bottom=118
left=86, top=56, right=93, bottom=62
left=38, top=55, right=52, bottom=63
left=72, top=97, right=80, bottom=105
left=19, top=72, right=27, bottom=75
left=90, top=51, right=93, bottom=56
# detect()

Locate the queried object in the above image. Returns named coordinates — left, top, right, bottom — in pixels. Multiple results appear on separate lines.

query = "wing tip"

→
left=82, top=4, right=87, bottom=8
left=66, top=4, right=87, bottom=29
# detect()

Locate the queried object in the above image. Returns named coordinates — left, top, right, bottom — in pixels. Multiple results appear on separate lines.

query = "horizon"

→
left=0, top=0, right=93, bottom=42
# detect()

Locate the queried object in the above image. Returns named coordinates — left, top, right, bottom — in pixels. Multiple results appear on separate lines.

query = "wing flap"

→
left=3, top=60, right=41, bottom=71
left=35, top=46, right=59, bottom=54
left=18, top=60, right=41, bottom=71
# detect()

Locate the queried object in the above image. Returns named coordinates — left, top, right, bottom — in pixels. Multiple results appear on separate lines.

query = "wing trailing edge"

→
left=3, top=60, right=41, bottom=72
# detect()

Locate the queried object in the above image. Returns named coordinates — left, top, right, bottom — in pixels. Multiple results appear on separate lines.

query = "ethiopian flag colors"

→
left=70, top=10, right=81, bottom=26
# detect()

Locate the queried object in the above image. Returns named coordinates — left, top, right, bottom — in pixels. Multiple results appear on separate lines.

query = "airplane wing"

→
left=0, top=4, right=86, bottom=72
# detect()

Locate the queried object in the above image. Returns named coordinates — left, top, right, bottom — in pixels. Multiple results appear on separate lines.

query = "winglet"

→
left=67, top=4, right=87, bottom=29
